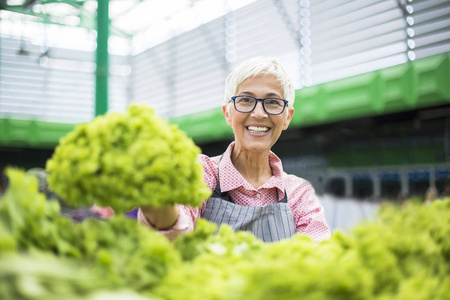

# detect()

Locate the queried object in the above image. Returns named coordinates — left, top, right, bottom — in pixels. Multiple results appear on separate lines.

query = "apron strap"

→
left=212, top=181, right=235, bottom=203
left=278, top=189, right=288, bottom=203
left=212, top=155, right=235, bottom=203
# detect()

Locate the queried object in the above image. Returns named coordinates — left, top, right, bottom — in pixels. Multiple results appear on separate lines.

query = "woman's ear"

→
left=282, top=107, right=294, bottom=130
left=223, top=105, right=232, bottom=126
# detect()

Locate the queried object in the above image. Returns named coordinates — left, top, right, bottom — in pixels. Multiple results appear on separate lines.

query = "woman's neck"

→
left=230, top=146, right=272, bottom=189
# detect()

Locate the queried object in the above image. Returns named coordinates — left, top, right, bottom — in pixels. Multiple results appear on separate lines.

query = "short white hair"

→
left=223, top=56, right=295, bottom=108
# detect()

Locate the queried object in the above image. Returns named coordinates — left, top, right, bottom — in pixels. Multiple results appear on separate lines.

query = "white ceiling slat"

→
left=413, top=5, right=450, bottom=23
left=312, top=14, right=404, bottom=49
left=313, top=42, right=407, bottom=74
left=415, top=31, right=450, bottom=49
left=312, top=53, right=408, bottom=86
left=312, top=30, right=406, bottom=63
left=414, top=18, right=450, bottom=36
left=413, top=0, right=449, bottom=11
left=411, top=0, right=450, bottom=59
left=0, top=36, right=116, bottom=123
left=415, top=42, right=450, bottom=59
left=311, top=0, right=396, bottom=32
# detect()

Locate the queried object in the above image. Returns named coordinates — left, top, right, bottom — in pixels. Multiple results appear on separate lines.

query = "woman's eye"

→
left=239, top=97, right=253, bottom=103
left=266, top=99, right=282, bottom=106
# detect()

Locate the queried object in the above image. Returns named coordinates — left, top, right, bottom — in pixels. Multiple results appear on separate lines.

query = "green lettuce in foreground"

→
left=1, top=168, right=449, bottom=300
left=0, top=168, right=181, bottom=297
left=46, top=104, right=210, bottom=212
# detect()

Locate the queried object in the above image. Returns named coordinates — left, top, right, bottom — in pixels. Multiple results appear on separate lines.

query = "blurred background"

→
left=0, top=0, right=449, bottom=230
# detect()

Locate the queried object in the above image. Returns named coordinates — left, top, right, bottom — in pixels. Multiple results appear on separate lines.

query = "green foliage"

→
left=0, top=253, right=157, bottom=300
left=0, top=168, right=180, bottom=298
left=46, top=104, right=210, bottom=212
left=158, top=230, right=374, bottom=300
left=1, top=167, right=449, bottom=300
left=173, top=218, right=218, bottom=261
left=173, top=218, right=264, bottom=261
left=156, top=201, right=450, bottom=300
left=0, top=168, right=66, bottom=255
left=156, top=222, right=265, bottom=300
left=85, top=216, right=181, bottom=292
left=238, top=235, right=374, bottom=300
left=0, top=253, right=102, bottom=300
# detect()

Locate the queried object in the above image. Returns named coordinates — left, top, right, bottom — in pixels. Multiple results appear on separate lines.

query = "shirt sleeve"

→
left=287, top=177, right=331, bottom=243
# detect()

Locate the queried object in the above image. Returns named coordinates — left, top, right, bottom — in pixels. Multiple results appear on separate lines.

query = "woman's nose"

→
left=251, top=101, right=267, bottom=117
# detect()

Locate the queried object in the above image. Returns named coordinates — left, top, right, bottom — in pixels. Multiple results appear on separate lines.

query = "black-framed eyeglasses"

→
left=230, top=96, right=288, bottom=115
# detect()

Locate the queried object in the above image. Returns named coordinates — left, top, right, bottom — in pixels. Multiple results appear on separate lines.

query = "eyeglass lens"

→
left=234, top=96, right=285, bottom=114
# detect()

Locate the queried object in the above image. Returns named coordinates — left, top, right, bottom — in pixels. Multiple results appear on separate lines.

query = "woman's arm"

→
left=138, top=204, right=202, bottom=241
left=140, top=205, right=179, bottom=230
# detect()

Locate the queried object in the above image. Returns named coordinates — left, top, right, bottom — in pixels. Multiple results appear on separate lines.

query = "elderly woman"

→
left=139, top=57, right=330, bottom=243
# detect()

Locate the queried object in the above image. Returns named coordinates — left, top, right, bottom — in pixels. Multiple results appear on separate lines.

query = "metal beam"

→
left=40, top=0, right=84, bottom=8
left=3, top=3, right=131, bottom=38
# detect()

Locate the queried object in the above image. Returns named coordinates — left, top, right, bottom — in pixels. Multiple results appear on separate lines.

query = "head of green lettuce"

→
left=46, top=104, right=211, bottom=213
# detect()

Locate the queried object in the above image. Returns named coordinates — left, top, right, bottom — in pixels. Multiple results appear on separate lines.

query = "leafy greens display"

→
left=1, top=168, right=449, bottom=300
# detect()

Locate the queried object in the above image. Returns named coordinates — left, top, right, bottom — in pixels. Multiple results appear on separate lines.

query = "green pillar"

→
left=95, top=0, right=109, bottom=116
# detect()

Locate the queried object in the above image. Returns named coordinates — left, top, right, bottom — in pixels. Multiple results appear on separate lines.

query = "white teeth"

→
left=247, top=126, right=269, bottom=133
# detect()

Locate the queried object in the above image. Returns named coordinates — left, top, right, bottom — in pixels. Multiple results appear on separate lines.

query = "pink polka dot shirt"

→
left=138, top=142, right=331, bottom=242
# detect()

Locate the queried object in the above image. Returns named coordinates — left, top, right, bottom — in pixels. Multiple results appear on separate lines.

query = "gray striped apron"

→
left=202, top=160, right=296, bottom=242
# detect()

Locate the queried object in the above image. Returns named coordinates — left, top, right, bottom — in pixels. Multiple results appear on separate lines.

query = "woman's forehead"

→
left=236, top=74, right=283, bottom=95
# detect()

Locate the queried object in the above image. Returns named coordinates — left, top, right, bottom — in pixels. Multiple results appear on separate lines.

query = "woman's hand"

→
left=89, top=204, right=115, bottom=219
left=140, top=204, right=179, bottom=230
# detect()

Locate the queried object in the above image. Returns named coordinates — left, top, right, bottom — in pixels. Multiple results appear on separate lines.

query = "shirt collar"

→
left=218, top=142, right=286, bottom=199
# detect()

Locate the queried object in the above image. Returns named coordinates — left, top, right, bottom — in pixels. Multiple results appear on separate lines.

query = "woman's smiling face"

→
left=223, top=74, right=294, bottom=154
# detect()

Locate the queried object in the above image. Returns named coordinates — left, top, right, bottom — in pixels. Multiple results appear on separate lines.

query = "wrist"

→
left=141, top=204, right=179, bottom=230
